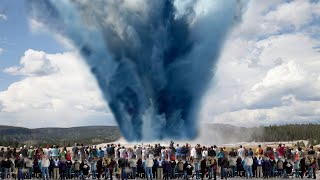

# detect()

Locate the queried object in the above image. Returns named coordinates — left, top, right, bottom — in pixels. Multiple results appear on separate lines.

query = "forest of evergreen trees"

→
left=251, top=123, right=320, bottom=144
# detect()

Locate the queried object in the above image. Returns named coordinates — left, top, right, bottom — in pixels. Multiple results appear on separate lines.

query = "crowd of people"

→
left=0, top=141, right=319, bottom=180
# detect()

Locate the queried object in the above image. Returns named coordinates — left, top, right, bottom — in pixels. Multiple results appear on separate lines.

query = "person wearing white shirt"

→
left=245, top=156, right=253, bottom=178
left=238, top=145, right=245, bottom=160
left=119, top=147, right=127, bottom=159
left=145, top=155, right=154, bottom=180
left=190, top=147, right=196, bottom=159
left=41, top=157, right=50, bottom=180
left=202, top=148, right=208, bottom=158
left=161, top=148, right=166, bottom=160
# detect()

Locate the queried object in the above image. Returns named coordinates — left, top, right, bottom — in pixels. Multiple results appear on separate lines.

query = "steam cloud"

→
left=28, top=0, right=247, bottom=141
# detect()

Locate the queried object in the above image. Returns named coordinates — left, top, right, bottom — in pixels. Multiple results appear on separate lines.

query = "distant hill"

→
left=0, top=126, right=121, bottom=147
left=0, top=123, right=320, bottom=147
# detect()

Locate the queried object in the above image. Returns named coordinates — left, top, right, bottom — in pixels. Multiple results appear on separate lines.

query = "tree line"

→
left=251, top=123, right=320, bottom=144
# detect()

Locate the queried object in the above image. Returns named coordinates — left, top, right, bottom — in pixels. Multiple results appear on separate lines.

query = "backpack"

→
left=107, top=147, right=112, bottom=155
left=170, top=154, right=175, bottom=161
left=161, top=160, right=165, bottom=167
left=208, top=150, right=216, bottom=157
left=74, top=147, right=79, bottom=155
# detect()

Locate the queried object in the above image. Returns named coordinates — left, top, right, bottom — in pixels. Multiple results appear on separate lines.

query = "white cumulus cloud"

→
left=200, top=0, right=320, bottom=127
left=0, top=49, right=116, bottom=128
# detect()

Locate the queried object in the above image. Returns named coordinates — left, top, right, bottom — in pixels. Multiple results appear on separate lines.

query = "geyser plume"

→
left=28, top=0, right=246, bottom=141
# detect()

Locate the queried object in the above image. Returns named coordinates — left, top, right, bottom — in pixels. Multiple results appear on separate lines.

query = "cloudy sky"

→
left=0, top=0, right=320, bottom=128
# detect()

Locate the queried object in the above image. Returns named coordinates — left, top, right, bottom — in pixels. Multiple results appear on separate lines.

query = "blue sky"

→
left=0, top=0, right=64, bottom=90
left=0, top=0, right=320, bottom=128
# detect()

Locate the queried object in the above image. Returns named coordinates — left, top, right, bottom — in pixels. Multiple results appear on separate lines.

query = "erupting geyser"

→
left=28, top=0, right=247, bottom=141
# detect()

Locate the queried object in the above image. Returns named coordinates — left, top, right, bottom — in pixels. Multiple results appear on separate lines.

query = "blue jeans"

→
left=209, top=168, right=213, bottom=179
left=131, top=167, right=137, bottom=178
left=42, top=167, right=49, bottom=180
left=66, top=168, right=72, bottom=179
left=270, top=167, right=275, bottom=177
left=145, top=167, right=153, bottom=180
left=221, top=166, right=225, bottom=178
left=0, top=167, right=4, bottom=179
left=277, top=169, right=283, bottom=177
left=4, top=168, right=10, bottom=179
left=104, top=167, right=110, bottom=178
left=231, top=166, right=236, bottom=177
left=27, top=167, right=33, bottom=179
left=195, top=171, right=200, bottom=179
left=170, top=168, right=175, bottom=179
left=91, top=163, right=96, bottom=179
left=74, top=170, right=80, bottom=179
left=245, top=165, right=253, bottom=178
left=18, top=168, right=24, bottom=180
left=121, top=168, right=128, bottom=180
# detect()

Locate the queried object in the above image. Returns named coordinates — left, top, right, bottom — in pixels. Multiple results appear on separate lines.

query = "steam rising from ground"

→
left=28, top=0, right=247, bottom=141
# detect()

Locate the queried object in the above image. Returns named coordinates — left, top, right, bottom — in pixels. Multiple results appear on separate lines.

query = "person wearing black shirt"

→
left=200, top=158, right=207, bottom=180
left=17, top=155, right=25, bottom=180
left=97, top=158, right=103, bottom=180
left=66, top=159, right=73, bottom=179
left=299, top=157, right=306, bottom=178
left=170, top=160, right=176, bottom=179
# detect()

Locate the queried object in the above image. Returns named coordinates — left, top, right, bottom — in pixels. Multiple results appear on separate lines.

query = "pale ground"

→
left=100, top=139, right=320, bottom=149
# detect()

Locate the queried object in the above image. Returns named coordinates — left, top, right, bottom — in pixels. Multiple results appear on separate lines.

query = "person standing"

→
left=90, top=158, right=97, bottom=179
left=145, top=155, right=154, bottom=180
left=17, top=155, right=25, bottom=180
left=74, top=160, right=80, bottom=179
left=25, top=157, right=33, bottom=179
left=66, top=159, right=73, bottom=179
left=157, top=158, right=164, bottom=179
left=53, top=158, right=60, bottom=179
left=59, top=159, right=67, bottom=180
left=308, top=146, right=316, bottom=179
left=97, top=158, right=104, bottom=180
left=256, top=156, right=263, bottom=178
left=41, top=156, right=50, bottom=180
left=200, top=158, right=207, bottom=180
left=237, top=145, right=245, bottom=161
left=245, top=155, right=253, bottom=179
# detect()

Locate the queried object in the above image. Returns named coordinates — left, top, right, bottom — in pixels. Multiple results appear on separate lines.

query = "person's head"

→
left=258, top=145, right=261, bottom=148
left=239, top=145, right=242, bottom=148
